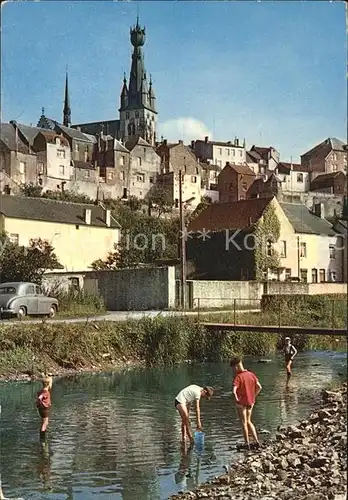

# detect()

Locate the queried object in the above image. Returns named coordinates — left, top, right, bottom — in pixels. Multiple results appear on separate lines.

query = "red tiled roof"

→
left=224, top=163, right=256, bottom=176
left=187, top=197, right=273, bottom=232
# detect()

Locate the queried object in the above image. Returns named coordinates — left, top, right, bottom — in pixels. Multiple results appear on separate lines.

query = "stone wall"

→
left=85, top=266, right=176, bottom=310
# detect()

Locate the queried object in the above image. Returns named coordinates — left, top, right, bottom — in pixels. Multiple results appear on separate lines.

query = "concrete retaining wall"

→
left=86, top=266, right=176, bottom=310
left=190, top=280, right=262, bottom=309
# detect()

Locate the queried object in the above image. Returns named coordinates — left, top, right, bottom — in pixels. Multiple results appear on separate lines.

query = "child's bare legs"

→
left=177, top=403, right=193, bottom=442
left=41, top=417, right=49, bottom=432
left=246, top=406, right=259, bottom=445
left=237, top=405, right=250, bottom=446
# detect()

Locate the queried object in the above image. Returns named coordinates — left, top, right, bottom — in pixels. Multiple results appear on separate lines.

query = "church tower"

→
left=119, top=17, right=157, bottom=146
left=63, top=71, right=71, bottom=127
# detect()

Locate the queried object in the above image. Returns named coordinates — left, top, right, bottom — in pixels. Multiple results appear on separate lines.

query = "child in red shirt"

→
left=36, top=374, right=52, bottom=441
left=230, top=357, right=262, bottom=450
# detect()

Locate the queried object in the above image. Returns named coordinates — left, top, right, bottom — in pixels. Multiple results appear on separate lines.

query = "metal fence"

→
left=192, top=296, right=347, bottom=331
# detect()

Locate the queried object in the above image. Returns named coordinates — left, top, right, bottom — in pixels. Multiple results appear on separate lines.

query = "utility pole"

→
left=297, top=236, right=301, bottom=280
left=179, top=169, right=187, bottom=309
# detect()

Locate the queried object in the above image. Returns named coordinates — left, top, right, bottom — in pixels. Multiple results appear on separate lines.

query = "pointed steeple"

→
left=121, top=72, right=129, bottom=109
left=63, top=71, right=71, bottom=127
left=149, top=74, right=156, bottom=112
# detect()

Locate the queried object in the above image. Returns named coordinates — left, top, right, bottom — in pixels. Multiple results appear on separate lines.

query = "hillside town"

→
left=0, top=17, right=347, bottom=301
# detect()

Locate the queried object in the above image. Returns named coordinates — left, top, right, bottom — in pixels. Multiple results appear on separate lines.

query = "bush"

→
left=44, top=287, right=106, bottom=317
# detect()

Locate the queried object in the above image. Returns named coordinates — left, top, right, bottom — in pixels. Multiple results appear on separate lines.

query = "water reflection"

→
left=0, top=352, right=346, bottom=500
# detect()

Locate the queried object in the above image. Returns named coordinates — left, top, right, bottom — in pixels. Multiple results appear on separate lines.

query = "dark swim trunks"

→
left=37, top=407, right=50, bottom=418
left=174, top=399, right=180, bottom=408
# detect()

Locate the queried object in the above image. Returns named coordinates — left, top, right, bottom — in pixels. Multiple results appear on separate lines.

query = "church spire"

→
left=63, top=70, right=71, bottom=127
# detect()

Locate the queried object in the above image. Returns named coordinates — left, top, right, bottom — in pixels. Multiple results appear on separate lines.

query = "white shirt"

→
left=175, top=385, right=202, bottom=405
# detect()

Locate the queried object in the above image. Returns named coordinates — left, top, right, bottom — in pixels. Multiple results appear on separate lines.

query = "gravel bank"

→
left=170, top=382, right=347, bottom=500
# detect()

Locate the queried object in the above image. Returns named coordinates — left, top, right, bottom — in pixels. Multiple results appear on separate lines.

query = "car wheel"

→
left=49, top=305, right=57, bottom=318
left=17, top=306, right=27, bottom=319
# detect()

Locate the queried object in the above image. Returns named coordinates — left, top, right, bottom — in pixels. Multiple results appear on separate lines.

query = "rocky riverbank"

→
left=170, top=383, right=347, bottom=500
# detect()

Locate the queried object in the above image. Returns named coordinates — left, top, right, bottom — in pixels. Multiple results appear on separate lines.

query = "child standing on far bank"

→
left=36, top=374, right=52, bottom=441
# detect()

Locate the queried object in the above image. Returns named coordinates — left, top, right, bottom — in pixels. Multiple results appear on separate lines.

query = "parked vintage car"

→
left=0, top=282, right=59, bottom=319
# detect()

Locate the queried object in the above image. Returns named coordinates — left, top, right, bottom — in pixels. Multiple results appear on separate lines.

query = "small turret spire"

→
left=63, top=70, right=71, bottom=127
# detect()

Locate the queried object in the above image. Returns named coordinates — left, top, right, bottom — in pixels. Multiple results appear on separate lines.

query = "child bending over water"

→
left=36, top=374, right=53, bottom=441
left=174, top=385, right=214, bottom=442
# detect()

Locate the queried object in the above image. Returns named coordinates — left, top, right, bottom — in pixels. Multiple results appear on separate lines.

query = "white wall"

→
left=173, top=173, right=202, bottom=208
left=212, top=144, right=246, bottom=168
left=46, top=142, right=71, bottom=180
left=201, top=188, right=219, bottom=203
left=279, top=171, right=310, bottom=193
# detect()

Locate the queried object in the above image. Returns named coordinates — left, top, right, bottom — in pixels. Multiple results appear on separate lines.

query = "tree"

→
left=0, top=233, right=63, bottom=284
left=147, top=185, right=173, bottom=218
left=90, top=214, right=180, bottom=270
left=20, top=183, right=43, bottom=197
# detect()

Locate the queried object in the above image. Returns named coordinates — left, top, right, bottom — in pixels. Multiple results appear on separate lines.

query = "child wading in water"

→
left=230, top=357, right=262, bottom=450
left=36, top=374, right=52, bottom=441
left=174, top=385, right=214, bottom=442
left=284, top=337, right=297, bottom=383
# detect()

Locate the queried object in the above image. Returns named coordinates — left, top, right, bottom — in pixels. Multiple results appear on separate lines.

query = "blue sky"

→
left=1, top=1, right=346, bottom=161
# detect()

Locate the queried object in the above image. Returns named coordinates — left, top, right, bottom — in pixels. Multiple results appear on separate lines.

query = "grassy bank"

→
left=0, top=314, right=346, bottom=380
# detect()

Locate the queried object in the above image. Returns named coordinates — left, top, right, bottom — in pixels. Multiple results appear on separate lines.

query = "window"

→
left=150, top=177, right=154, bottom=183
left=122, top=188, right=128, bottom=198
left=319, top=269, right=326, bottom=282
left=219, top=148, right=222, bottom=155
left=239, top=150, right=243, bottom=157
left=136, top=174, right=145, bottom=182
left=332, top=164, right=337, bottom=172
left=266, top=240, right=274, bottom=256
left=311, top=268, right=318, bottom=283
left=55, top=137, right=61, bottom=146
left=35, top=285, right=42, bottom=295
left=107, top=172, right=113, bottom=180
left=285, top=268, right=291, bottom=280
left=191, top=176, right=197, bottom=183
left=226, top=149, right=230, bottom=156
left=74, top=144, right=79, bottom=152
left=57, top=149, right=66, bottom=158
left=332, top=153, right=337, bottom=161
left=195, top=167, right=199, bottom=174
left=297, top=173, right=304, bottom=183
left=300, top=269, right=308, bottom=282
left=19, top=161, right=26, bottom=174
left=120, top=171, right=125, bottom=181
left=59, top=165, right=65, bottom=176
left=229, top=182, right=234, bottom=190
left=329, top=244, right=336, bottom=259
left=26, top=285, right=35, bottom=295
left=69, top=277, right=80, bottom=291
left=137, top=157, right=142, bottom=167
left=280, top=240, right=287, bottom=257
left=38, top=162, right=44, bottom=174
left=120, top=156, right=125, bottom=166
left=9, top=233, right=19, bottom=245
left=300, top=242, right=307, bottom=258
left=329, top=270, right=337, bottom=282
left=85, top=170, right=90, bottom=179
left=232, top=149, right=235, bottom=156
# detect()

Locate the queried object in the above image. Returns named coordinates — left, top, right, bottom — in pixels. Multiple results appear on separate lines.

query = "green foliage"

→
left=147, top=185, right=173, bottom=217
left=254, top=203, right=281, bottom=280
left=20, top=182, right=43, bottom=197
left=91, top=211, right=180, bottom=269
left=0, top=313, right=346, bottom=378
left=43, top=286, right=106, bottom=317
left=20, top=183, right=94, bottom=204
left=0, top=233, right=63, bottom=284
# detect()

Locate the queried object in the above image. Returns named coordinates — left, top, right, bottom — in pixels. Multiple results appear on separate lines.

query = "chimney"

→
left=178, top=140, right=183, bottom=145
left=205, top=136, right=209, bottom=143
left=105, top=208, right=111, bottom=227
left=314, top=202, right=325, bottom=219
left=163, top=139, right=167, bottom=146
left=191, top=140, right=195, bottom=148
left=84, top=208, right=92, bottom=225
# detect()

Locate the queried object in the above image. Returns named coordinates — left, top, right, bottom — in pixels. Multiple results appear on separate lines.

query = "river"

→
left=0, top=351, right=346, bottom=500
